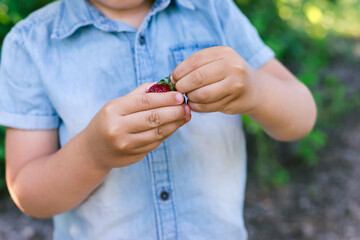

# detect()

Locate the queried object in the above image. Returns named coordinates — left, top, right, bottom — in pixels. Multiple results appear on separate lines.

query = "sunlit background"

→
left=0, top=0, right=360, bottom=239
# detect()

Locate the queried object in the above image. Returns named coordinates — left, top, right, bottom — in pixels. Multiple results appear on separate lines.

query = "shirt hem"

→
left=247, top=46, right=275, bottom=70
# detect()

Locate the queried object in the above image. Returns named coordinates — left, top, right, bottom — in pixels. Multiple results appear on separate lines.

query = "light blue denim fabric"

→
left=0, top=0, right=274, bottom=239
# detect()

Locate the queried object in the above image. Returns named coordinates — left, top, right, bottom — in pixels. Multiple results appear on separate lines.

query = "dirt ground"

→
left=0, top=66, right=359, bottom=240
left=244, top=65, right=360, bottom=240
left=245, top=109, right=360, bottom=240
left=0, top=197, right=52, bottom=240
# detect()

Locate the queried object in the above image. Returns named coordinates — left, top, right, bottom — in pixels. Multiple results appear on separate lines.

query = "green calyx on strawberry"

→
left=147, top=77, right=176, bottom=93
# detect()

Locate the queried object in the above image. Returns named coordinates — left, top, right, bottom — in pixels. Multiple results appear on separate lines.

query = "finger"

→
left=172, top=46, right=225, bottom=82
left=117, top=140, right=163, bottom=158
left=188, top=96, right=232, bottom=113
left=175, top=60, right=227, bottom=94
left=139, top=118, right=189, bottom=143
left=117, top=92, right=185, bottom=115
left=125, top=104, right=191, bottom=133
left=130, top=140, right=163, bottom=155
left=186, top=79, right=231, bottom=104
left=128, top=119, right=189, bottom=150
left=127, top=82, right=157, bottom=96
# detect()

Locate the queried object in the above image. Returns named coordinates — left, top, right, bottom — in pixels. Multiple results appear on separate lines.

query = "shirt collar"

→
left=51, top=0, right=195, bottom=40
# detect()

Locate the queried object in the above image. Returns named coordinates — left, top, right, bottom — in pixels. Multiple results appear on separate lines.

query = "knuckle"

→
left=155, top=126, right=166, bottom=140
left=196, top=90, right=208, bottom=102
left=233, top=79, right=245, bottom=94
left=147, top=110, right=161, bottom=127
left=234, top=65, right=246, bottom=76
left=118, top=140, right=131, bottom=152
left=192, top=70, right=207, bottom=86
left=188, top=54, right=201, bottom=69
left=106, top=125, right=118, bottom=139
left=140, top=94, right=152, bottom=108
left=104, top=118, right=120, bottom=139
left=103, top=102, right=114, bottom=117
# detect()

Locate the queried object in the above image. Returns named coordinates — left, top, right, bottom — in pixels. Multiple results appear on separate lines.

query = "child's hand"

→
left=172, top=46, right=260, bottom=115
left=79, top=83, right=191, bottom=170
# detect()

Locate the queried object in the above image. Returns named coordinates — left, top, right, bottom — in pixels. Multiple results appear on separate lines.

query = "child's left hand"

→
left=171, top=46, right=260, bottom=115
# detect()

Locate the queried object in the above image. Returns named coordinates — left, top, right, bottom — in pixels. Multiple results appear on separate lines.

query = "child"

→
left=0, top=0, right=317, bottom=239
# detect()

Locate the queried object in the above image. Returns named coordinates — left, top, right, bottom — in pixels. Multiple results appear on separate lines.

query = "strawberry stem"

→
left=158, top=77, right=176, bottom=91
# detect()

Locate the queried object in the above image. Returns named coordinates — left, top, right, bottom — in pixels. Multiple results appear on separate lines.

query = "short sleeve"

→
left=0, top=28, right=60, bottom=129
left=215, top=0, right=275, bottom=69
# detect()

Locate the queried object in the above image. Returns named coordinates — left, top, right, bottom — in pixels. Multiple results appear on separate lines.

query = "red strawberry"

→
left=147, top=77, right=176, bottom=93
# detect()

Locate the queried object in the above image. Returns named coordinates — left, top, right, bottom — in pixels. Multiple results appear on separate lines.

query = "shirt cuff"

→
left=0, top=111, right=60, bottom=130
left=247, top=46, right=275, bottom=70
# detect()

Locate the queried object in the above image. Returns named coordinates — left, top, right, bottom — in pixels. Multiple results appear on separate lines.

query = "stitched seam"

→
left=13, top=28, right=59, bottom=119
left=170, top=41, right=221, bottom=52
left=163, top=140, right=179, bottom=240
left=13, top=3, right=59, bottom=36
left=147, top=153, right=163, bottom=240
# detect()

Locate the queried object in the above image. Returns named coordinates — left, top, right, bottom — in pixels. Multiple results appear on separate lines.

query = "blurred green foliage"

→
left=0, top=127, right=5, bottom=191
left=0, top=0, right=55, bottom=193
left=0, top=0, right=53, bottom=46
left=237, top=0, right=360, bottom=187
left=0, top=0, right=360, bottom=192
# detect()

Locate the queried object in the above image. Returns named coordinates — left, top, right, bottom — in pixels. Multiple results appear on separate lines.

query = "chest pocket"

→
left=169, top=41, right=243, bottom=139
left=170, top=41, right=221, bottom=66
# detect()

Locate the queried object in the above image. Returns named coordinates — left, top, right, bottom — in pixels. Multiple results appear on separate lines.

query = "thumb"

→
left=127, top=82, right=157, bottom=96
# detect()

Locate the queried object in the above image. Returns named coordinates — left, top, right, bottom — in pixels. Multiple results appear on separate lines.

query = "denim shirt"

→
left=0, top=0, right=274, bottom=239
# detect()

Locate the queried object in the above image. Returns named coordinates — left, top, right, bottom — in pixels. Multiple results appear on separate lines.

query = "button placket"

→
left=135, top=30, right=178, bottom=238
left=147, top=149, right=178, bottom=240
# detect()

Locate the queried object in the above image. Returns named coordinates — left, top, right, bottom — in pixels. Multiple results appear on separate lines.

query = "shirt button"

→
left=160, top=191, right=170, bottom=201
left=139, top=35, right=146, bottom=45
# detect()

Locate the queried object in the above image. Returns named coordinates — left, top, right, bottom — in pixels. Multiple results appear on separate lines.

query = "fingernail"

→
left=175, top=93, right=184, bottom=103
left=170, top=74, right=175, bottom=84
left=184, top=104, right=191, bottom=115
left=185, top=115, right=192, bottom=122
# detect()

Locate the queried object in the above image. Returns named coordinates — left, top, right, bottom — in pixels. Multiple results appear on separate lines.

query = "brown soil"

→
left=244, top=64, right=360, bottom=240
left=245, top=108, right=360, bottom=240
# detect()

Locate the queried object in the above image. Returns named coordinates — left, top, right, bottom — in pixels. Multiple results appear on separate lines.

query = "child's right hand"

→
left=78, top=83, right=191, bottom=170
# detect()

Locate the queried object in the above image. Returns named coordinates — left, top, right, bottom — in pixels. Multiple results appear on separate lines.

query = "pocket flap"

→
left=171, top=41, right=221, bottom=65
